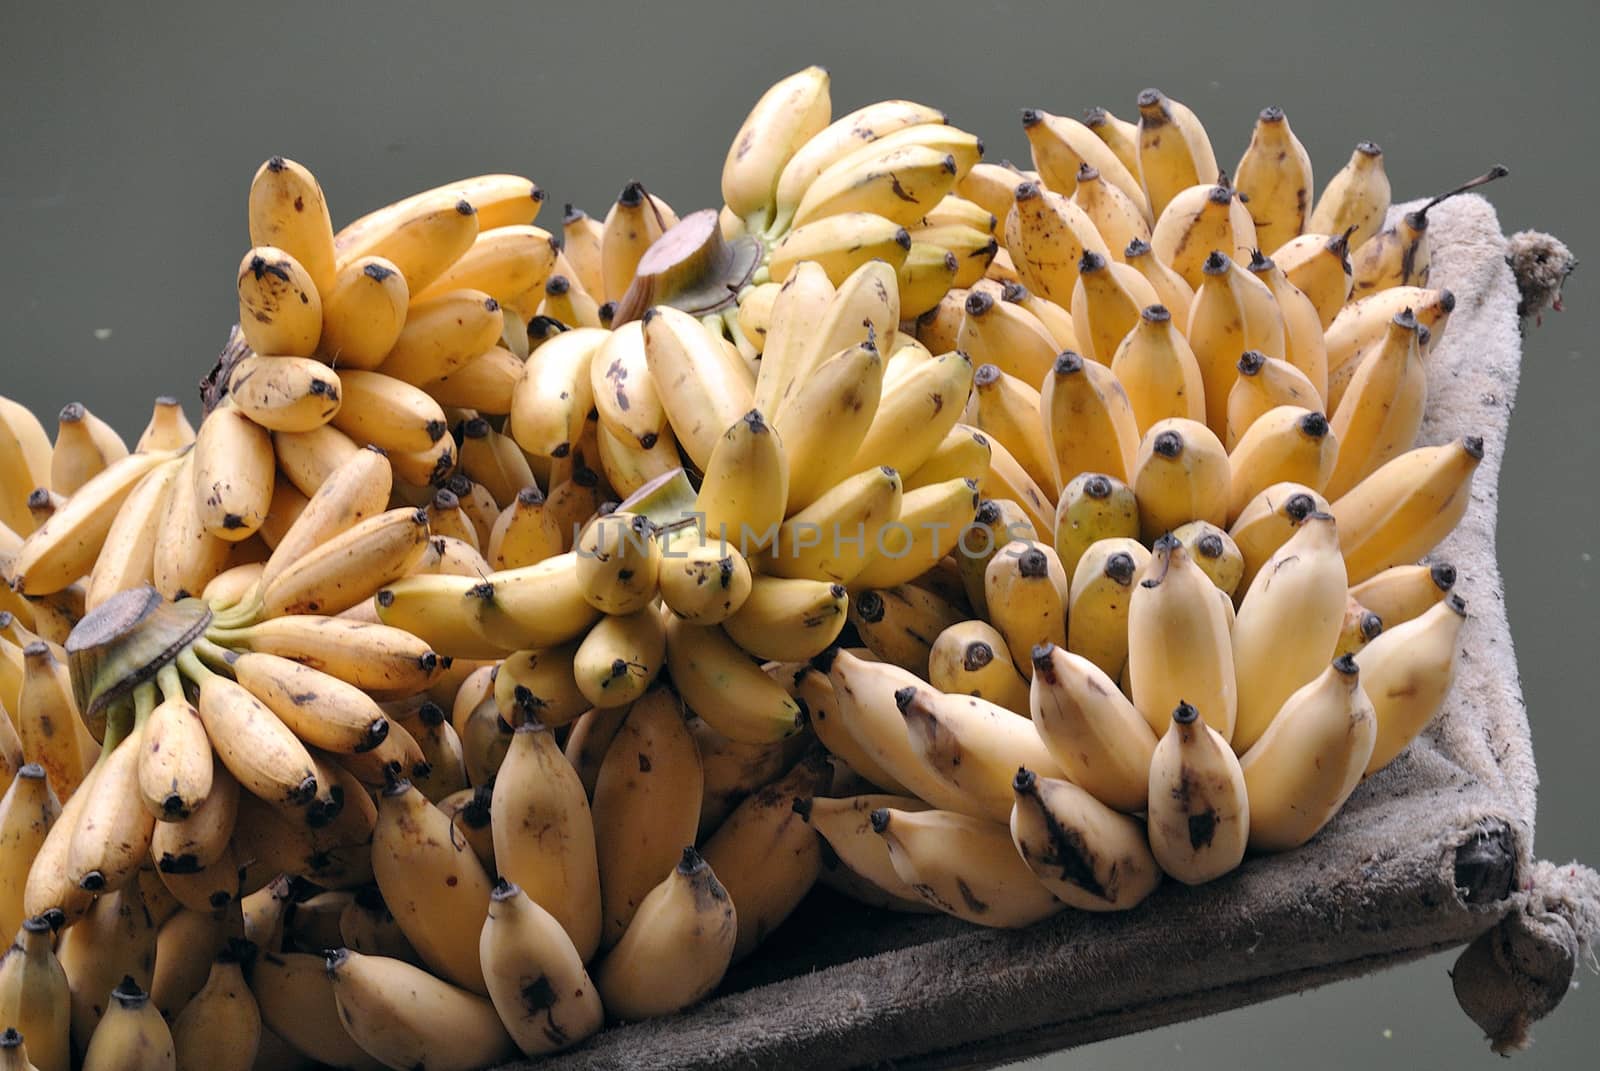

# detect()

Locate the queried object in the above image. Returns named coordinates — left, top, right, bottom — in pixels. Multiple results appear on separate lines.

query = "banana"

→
left=1352, top=167, right=1508, bottom=296
left=225, top=355, right=341, bottom=433
left=1325, top=288, right=1454, bottom=404
left=983, top=540, right=1069, bottom=675
left=1171, top=519, right=1244, bottom=598
left=601, top=182, right=676, bottom=303
left=1330, top=437, right=1484, bottom=585
left=570, top=512, right=658, bottom=615
left=0, top=767, right=59, bottom=942
left=9, top=449, right=174, bottom=596
left=150, top=761, right=235, bottom=878
left=1273, top=229, right=1355, bottom=329
left=848, top=584, right=963, bottom=676
left=800, top=794, right=933, bottom=911
left=231, top=652, right=391, bottom=756
left=640, top=306, right=754, bottom=471
left=594, top=422, right=680, bottom=501
left=412, top=224, right=557, bottom=308
left=1240, top=656, right=1376, bottom=852
left=236, top=246, right=323, bottom=358
left=572, top=610, right=667, bottom=709
left=1122, top=238, right=1195, bottom=325
left=1069, top=251, right=1159, bottom=365
left=1347, top=593, right=1467, bottom=777
left=658, top=541, right=752, bottom=626
left=694, top=411, right=787, bottom=554
left=1326, top=311, right=1425, bottom=498
left=764, top=465, right=902, bottom=585
left=261, top=507, right=430, bottom=619
left=1065, top=537, right=1150, bottom=680
left=422, top=347, right=521, bottom=416
left=927, top=620, right=1030, bottom=714
left=23, top=492, right=60, bottom=533
left=1226, top=350, right=1323, bottom=449
left=663, top=615, right=803, bottom=744
left=1248, top=253, right=1329, bottom=403
left=371, top=574, right=499, bottom=660
left=749, top=262, right=834, bottom=422
left=1051, top=472, right=1137, bottom=582
left=491, top=721, right=601, bottom=962
left=1127, top=534, right=1236, bottom=740
left=150, top=904, right=231, bottom=1017
left=851, top=476, right=979, bottom=591
left=872, top=805, right=1061, bottom=927
left=508, top=327, right=606, bottom=461
left=251, top=950, right=386, bottom=1070
left=1186, top=251, right=1252, bottom=435
left=248, top=156, right=336, bottom=296
left=766, top=212, right=911, bottom=286
left=382, top=289, right=506, bottom=387
left=1146, top=700, right=1249, bottom=883
left=16, top=643, right=89, bottom=802
left=1009, top=768, right=1160, bottom=911
left=50, top=403, right=126, bottom=496
left=324, top=370, right=447, bottom=457
left=325, top=949, right=513, bottom=1071
left=1110, top=303, right=1206, bottom=434
left=1308, top=142, right=1391, bottom=250
left=84, top=458, right=182, bottom=610
left=1029, top=643, right=1156, bottom=813
left=0, top=915, right=69, bottom=1071
left=689, top=712, right=790, bottom=837
left=1350, top=562, right=1456, bottom=629
left=66, top=686, right=156, bottom=895
left=1230, top=512, right=1347, bottom=752
left=369, top=779, right=493, bottom=992
left=722, top=577, right=848, bottom=664
left=1021, top=109, right=1147, bottom=216
left=956, top=288, right=1061, bottom=387
left=455, top=419, right=533, bottom=506
left=954, top=161, right=1031, bottom=224
left=479, top=881, right=603, bottom=1057
left=1233, top=107, right=1314, bottom=253
left=1228, top=407, right=1338, bottom=522
left=1004, top=181, right=1111, bottom=304
left=895, top=242, right=958, bottom=317
left=721, top=66, right=831, bottom=232
left=455, top=551, right=596, bottom=653
left=965, top=365, right=1053, bottom=491
left=56, top=882, right=160, bottom=1049
left=170, top=948, right=259, bottom=1071
left=424, top=487, right=478, bottom=551
left=791, top=133, right=971, bottom=232
left=172, top=648, right=313, bottom=808
left=0, top=398, right=52, bottom=537
left=192, top=403, right=274, bottom=543
left=700, top=752, right=828, bottom=961
left=336, top=191, right=479, bottom=295
left=271, top=424, right=360, bottom=499
left=1336, top=595, right=1385, bottom=659
left=558, top=205, right=607, bottom=302
left=1228, top=482, right=1330, bottom=595
left=766, top=341, right=881, bottom=514
left=80, top=977, right=174, bottom=1071
left=592, top=687, right=704, bottom=948
left=905, top=424, right=992, bottom=493
left=1079, top=105, right=1141, bottom=178
left=897, top=684, right=1062, bottom=822
left=490, top=639, right=586, bottom=732
left=954, top=499, right=1037, bottom=617
left=1041, top=350, right=1140, bottom=488
left=1135, top=88, right=1219, bottom=220
left=1132, top=417, right=1230, bottom=540
left=318, top=256, right=411, bottom=369
left=588, top=321, right=663, bottom=450
left=595, top=847, right=736, bottom=1021
left=393, top=701, right=467, bottom=803
left=206, top=615, right=439, bottom=699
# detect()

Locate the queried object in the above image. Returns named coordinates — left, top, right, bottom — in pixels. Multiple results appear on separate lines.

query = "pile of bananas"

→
left=0, top=64, right=1502, bottom=1070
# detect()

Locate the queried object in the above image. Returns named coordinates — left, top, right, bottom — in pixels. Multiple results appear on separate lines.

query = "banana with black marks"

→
left=1349, top=562, right=1456, bottom=629
left=1065, top=537, right=1149, bottom=681
left=1009, top=768, right=1161, bottom=911
left=325, top=949, right=514, bottom=1071
left=1307, top=141, right=1390, bottom=250
left=480, top=880, right=604, bottom=1057
left=872, top=805, right=1061, bottom=927
left=1146, top=701, right=1249, bottom=884
left=927, top=620, right=1030, bottom=714
left=1329, top=437, right=1484, bottom=585
left=1030, top=643, right=1156, bottom=813
left=897, top=685, right=1063, bottom=822
left=236, top=246, right=322, bottom=357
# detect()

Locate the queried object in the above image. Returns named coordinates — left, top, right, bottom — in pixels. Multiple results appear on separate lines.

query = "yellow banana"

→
left=1186, top=251, right=1252, bottom=435
left=601, top=181, right=676, bottom=303
left=1009, top=768, right=1160, bottom=911
left=927, top=620, right=1029, bottom=714
left=1273, top=229, right=1355, bottom=328
left=590, top=686, right=701, bottom=949
left=1136, top=88, right=1219, bottom=219
left=422, top=345, right=521, bottom=415
left=766, top=212, right=911, bottom=285
left=587, top=321, right=662, bottom=448
left=573, top=511, right=659, bottom=615
left=177, top=648, right=316, bottom=807
left=1228, top=407, right=1337, bottom=522
left=955, top=288, right=1059, bottom=387
left=572, top=609, right=666, bottom=709
left=1127, top=534, right=1236, bottom=740
left=771, top=342, right=884, bottom=513
left=845, top=583, right=960, bottom=676
left=80, top=977, right=174, bottom=1071
left=84, top=458, right=181, bottom=611
left=1308, top=141, right=1391, bottom=250
left=413, top=224, right=556, bottom=307
left=663, top=615, right=803, bottom=745
left=1065, top=536, right=1150, bottom=680
left=721, top=577, right=847, bottom=664
left=1051, top=472, right=1137, bottom=582
left=1230, top=512, right=1347, bottom=752
left=328, top=369, right=449, bottom=456
left=1226, top=350, right=1323, bottom=449
left=480, top=880, right=604, bottom=1057
left=983, top=540, right=1069, bottom=675
left=0, top=398, right=53, bottom=537
left=764, top=465, right=902, bottom=585
left=1081, top=105, right=1142, bottom=177
left=490, top=721, right=600, bottom=962
left=1326, top=311, right=1425, bottom=498
left=16, top=643, right=90, bottom=803
left=66, top=687, right=157, bottom=895
left=1330, top=437, right=1483, bottom=585
left=0, top=915, right=69, bottom=1071
left=336, top=191, right=479, bottom=295
left=251, top=949, right=386, bottom=1070
left=897, top=685, right=1062, bottom=822
left=1069, top=251, right=1159, bottom=364
left=1360, top=595, right=1468, bottom=774
left=9, top=450, right=174, bottom=596
left=169, top=949, right=259, bottom=1071
left=791, top=134, right=969, bottom=231
left=639, top=306, right=754, bottom=470
left=271, top=423, right=361, bottom=499
left=326, top=948, right=512, bottom=1070
left=850, top=476, right=978, bottom=591
left=236, top=246, right=322, bottom=358
left=1041, top=350, right=1139, bottom=491
left=1022, top=107, right=1147, bottom=213
left=721, top=66, right=831, bottom=232
left=318, top=255, right=410, bottom=369
left=1172, top=519, right=1244, bottom=598
left=657, top=540, right=752, bottom=626
left=1229, top=482, right=1330, bottom=594
left=1350, top=562, right=1456, bottom=629
left=799, top=794, right=932, bottom=911
left=248, top=155, right=336, bottom=295
left=456, top=553, right=597, bottom=653
left=1248, top=253, right=1328, bottom=403
left=1004, top=181, right=1111, bottom=304
left=150, top=761, right=236, bottom=877
left=226, top=355, right=340, bottom=433
left=894, top=242, right=958, bottom=318
left=1122, top=237, right=1194, bottom=325
left=595, top=847, right=736, bottom=1020
left=1132, top=417, right=1230, bottom=540
left=1325, top=287, right=1454, bottom=404
left=905, top=423, right=991, bottom=493
left=1240, top=656, right=1376, bottom=851
left=508, top=326, right=606, bottom=460
left=873, top=805, right=1061, bottom=927
left=191, top=404, right=275, bottom=542
left=1146, top=700, right=1249, bottom=883
left=380, top=288, right=504, bottom=386
left=206, top=615, right=439, bottom=699
left=1110, top=303, right=1205, bottom=434
left=700, top=753, right=829, bottom=962
left=260, top=506, right=429, bottom=618
left=695, top=410, right=787, bottom=554
left=1064, top=167, right=1150, bottom=260
left=0, top=767, right=60, bottom=942
left=1030, top=643, right=1155, bottom=813
left=50, top=403, right=126, bottom=497
left=1233, top=107, right=1314, bottom=253
left=1336, top=595, right=1385, bottom=659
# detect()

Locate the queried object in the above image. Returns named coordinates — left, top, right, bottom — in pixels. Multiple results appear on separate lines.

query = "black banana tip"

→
left=1259, top=106, right=1285, bottom=122
left=1082, top=474, right=1114, bottom=500
left=1078, top=249, right=1106, bottom=274
left=1300, top=411, right=1331, bottom=438
left=963, top=641, right=996, bottom=672
left=1431, top=563, right=1458, bottom=591
left=1141, top=304, right=1171, bottom=324
left=1463, top=436, right=1485, bottom=460
left=0, top=1028, right=20, bottom=1049
left=1152, top=430, right=1184, bottom=458
left=791, top=796, right=813, bottom=821
left=490, top=878, right=520, bottom=901
left=964, top=290, right=994, bottom=316
left=1125, top=237, right=1151, bottom=258
left=1360, top=612, right=1384, bottom=641
left=677, top=845, right=706, bottom=873
left=111, top=975, right=149, bottom=1007
left=1053, top=351, right=1085, bottom=376
left=21, top=915, right=50, bottom=935
left=1284, top=494, right=1317, bottom=521
left=869, top=808, right=891, bottom=834
left=1013, top=767, right=1039, bottom=793
left=1195, top=533, right=1225, bottom=559
left=1172, top=701, right=1199, bottom=725
left=855, top=591, right=885, bottom=623
left=1020, top=108, right=1043, bottom=127
left=1439, top=289, right=1457, bottom=312
left=1202, top=251, right=1230, bottom=274
left=1017, top=547, right=1050, bottom=578
left=892, top=686, right=918, bottom=712
left=973, top=363, right=1002, bottom=388
left=1333, top=653, right=1361, bottom=676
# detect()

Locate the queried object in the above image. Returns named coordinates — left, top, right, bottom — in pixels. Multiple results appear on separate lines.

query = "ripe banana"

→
left=1041, top=350, right=1140, bottom=488
left=1330, top=437, right=1483, bottom=585
left=226, top=355, right=341, bottom=433
left=1070, top=250, right=1159, bottom=364
left=983, top=540, right=1069, bottom=675
left=325, top=949, right=514, bottom=1071
left=1349, top=562, right=1455, bottom=629
left=1226, top=350, right=1323, bottom=448
left=1360, top=595, right=1468, bottom=775
left=80, top=977, right=174, bottom=1071
left=1031, top=643, right=1157, bottom=813
left=0, top=914, right=70, bottom=1071
left=1004, top=181, right=1110, bottom=304
left=1131, top=417, right=1230, bottom=540
left=1308, top=142, right=1391, bottom=250
left=236, top=246, right=322, bottom=358
left=480, top=880, right=604, bottom=1057
left=1228, top=407, right=1338, bottom=522
left=248, top=155, right=336, bottom=296
left=873, top=805, right=1061, bottom=927
left=898, top=684, right=1063, bottom=822
left=1009, top=768, right=1161, bottom=911
left=1135, top=88, right=1219, bottom=220
left=1065, top=536, right=1149, bottom=680
left=1146, top=701, right=1249, bottom=884
left=927, top=619, right=1030, bottom=714
left=1233, top=107, right=1313, bottom=253
left=1127, top=534, right=1236, bottom=740
left=1111, top=304, right=1205, bottom=434
left=722, top=65, right=831, bottom=232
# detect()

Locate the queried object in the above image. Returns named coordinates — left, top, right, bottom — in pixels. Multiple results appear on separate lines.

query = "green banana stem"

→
left=156, top=661, right=186, bottom=704
left=190, top=636, right=237, bottom=675
left=208, top=582, right=265, bottom=631
left=176, top=644, right=215, bottom=685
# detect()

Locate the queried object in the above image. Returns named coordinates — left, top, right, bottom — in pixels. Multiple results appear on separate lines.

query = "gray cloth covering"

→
left=509, top=196, right=1597, bottom=1070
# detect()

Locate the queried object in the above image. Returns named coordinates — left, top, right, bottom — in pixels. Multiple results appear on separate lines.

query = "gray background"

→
left=2, top=0, right=1594, bottom=1066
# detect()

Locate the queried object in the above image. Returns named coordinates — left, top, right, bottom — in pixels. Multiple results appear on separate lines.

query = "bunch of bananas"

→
left=0, top=64, right=1507, bottom=1070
